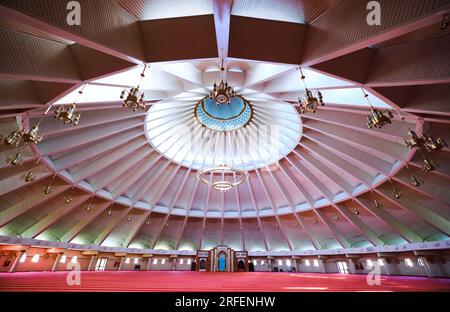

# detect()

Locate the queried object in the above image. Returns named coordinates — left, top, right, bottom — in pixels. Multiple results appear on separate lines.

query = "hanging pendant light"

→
left=363, top=89, right=393, bottom=129
left=120, top=64, right=148, bottom=111
left=209, top=57, right=236, bottom=106
left=297, top=68, right=324, bottom=114
left=54, top=84, right=85, bottom=126
left=5, top=153, right=22, bottom=166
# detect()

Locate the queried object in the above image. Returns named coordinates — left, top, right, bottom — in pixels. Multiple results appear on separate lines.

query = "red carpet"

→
left=0, top=271, right=449, bottom=292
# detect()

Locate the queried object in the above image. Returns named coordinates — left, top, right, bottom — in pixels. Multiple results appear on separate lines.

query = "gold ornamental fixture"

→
left=2, top=129, right=23, bottom=147
left=363, top=89, right=393, bottom=129
left=388, top=179, right=402, bottom=199
left=424, top=134, right=447, bottom=152
left=21, top=171, right=35, bottom=183
left=209, top=58, right=236, bottom=106
left=297, top=68, right=324, bottom=114
left=54, top=84, right=85, bottom=125
left=197, top=164, right=248, bottom=192
left=404, top=130, right=425, bottom=149
left=5, top=153, right=22, bottom=166
left=120, top=64, right=148, bottom=111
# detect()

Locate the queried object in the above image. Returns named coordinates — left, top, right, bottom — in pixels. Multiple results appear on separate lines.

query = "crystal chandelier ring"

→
left=197, top=165, right=248, bottom=192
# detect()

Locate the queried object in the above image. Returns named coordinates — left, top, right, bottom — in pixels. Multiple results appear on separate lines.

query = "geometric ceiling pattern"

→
left=0, top=0, right=449, bottom=253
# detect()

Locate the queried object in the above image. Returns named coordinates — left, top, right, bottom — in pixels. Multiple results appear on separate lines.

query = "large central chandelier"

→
left=209, top=58, right=236, bottom=106
left=197, top=164, right=248, bottom=192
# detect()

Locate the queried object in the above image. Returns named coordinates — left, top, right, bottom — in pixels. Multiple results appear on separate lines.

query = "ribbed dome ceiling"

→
left=0, top=0, right=448, bottom=253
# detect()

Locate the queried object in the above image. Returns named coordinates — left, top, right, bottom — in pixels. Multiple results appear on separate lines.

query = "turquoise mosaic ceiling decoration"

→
left=195, top=95, right=253, bottom=132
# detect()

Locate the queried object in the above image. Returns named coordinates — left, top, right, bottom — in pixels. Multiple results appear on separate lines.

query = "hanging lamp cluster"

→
left=362, top=89, right=393, bottom=129
left=120, top=64, right=148, bottom=111
left=297, top=68, right=324, bottom=114
left=209, top=58, right=236, bottom=106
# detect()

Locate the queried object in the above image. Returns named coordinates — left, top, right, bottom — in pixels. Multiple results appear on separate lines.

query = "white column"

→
left=87, top=256, right=97, bottom=271
left=422, top=257, right=440, bottom=277
left=347, top=259, right=356, bottom=274
left=146, top=258, right=152, bottom=271
left=9, top=250, right=27, bottom=273
left=380, top=258, right=391, bottom=275
left=51, top=253, right=63, bottom=271
left=172, top=258, right=177, bottom=271
left=117, top=257, right=125, bottom=271
left=318, top=259, right=326, bottom=273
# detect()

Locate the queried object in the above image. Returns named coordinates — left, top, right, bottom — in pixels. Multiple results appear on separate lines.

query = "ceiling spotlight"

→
left=197, top=164, right=248, bottom=192
left=422, top=158, right=438, bottom=172
left=297, top=68, right=324, bottom=114
left=424, top=134, right=447, bottom=152
left=120, top=64, right=148, bottom=111
left=5, top=153, right=22, bottom=166
left=354, top=209, right=360, bottom=215
left=209, top=58, right=236, bottom=106
left=333, top=215, right=339, bottom=221
left=21, top=171, right=35, bottom=183
left=404, top=130, right=425, bottom=149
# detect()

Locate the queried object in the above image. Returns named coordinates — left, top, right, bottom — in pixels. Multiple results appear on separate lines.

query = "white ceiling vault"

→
left=0, top=0, right=449, bottom=253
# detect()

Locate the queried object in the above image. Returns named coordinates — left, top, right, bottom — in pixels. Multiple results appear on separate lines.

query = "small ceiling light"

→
left=354, top=209, right=360, bottom=215
left=209, top=57, right=236, bottom=106
left=363, top=89, right=392, bottom=129
left=64, top=186, right=75, bottom=204
left=120, top=64, right=148, bottom=111
left=107, top=208, right=112, bottom=216
left=404, top=130, right=425, bottom=149
left=314, top=218, right=319, bottom=224
left=5, top=153, right=22, bottom=166
left=424, top=134, right=447, bottom=152
left=146, top=218, right=150, bottom=225
left=333, top=215, right=339, bottom=221
left=127, top=214, right=132, bottom=222
left=297, top=68, right=324, bottom=114
left=388, top=179, right=401, bottom=199
left=422, top=158, right=438, bottom=172
left=85, top=196, right=94, bottom=212
left=21, top=171, right=35, bottom=183
left=43, top=173, right=57, bottom=195
left=372, top=199, right=381, bottom=208
left=54, top=84, right=85, bottom=126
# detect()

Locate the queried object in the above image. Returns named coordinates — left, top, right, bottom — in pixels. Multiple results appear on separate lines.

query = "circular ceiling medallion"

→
left=194, top=95, right=253, bottom=132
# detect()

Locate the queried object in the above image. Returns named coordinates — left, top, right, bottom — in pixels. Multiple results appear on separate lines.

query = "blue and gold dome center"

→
left=195, top=95, right=253, bottom=132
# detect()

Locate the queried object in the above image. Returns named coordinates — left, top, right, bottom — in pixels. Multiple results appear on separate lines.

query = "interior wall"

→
left=0, top=246, right=449, bottom=277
